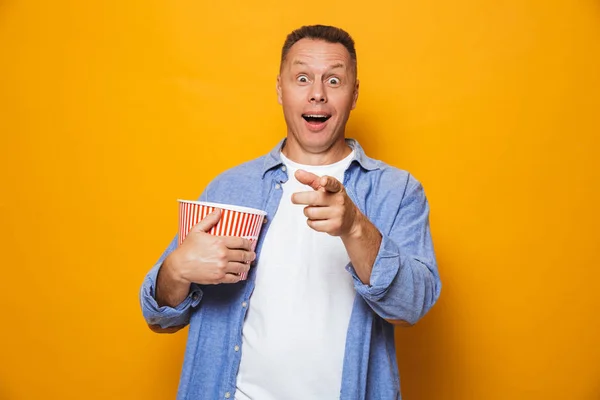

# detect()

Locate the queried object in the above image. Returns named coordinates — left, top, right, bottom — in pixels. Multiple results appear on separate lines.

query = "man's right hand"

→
left=155, top=209, right=255, bottom=307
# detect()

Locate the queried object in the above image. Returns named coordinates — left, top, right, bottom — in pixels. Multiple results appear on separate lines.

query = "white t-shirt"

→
left=235, top=151, right=357, bottom=400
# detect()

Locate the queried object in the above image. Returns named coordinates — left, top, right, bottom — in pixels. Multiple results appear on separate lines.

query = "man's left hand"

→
left=291, top=169, right=360, bottom=237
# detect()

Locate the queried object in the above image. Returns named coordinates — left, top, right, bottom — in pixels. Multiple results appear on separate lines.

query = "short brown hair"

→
left=280, top=25, right=357, bottom=73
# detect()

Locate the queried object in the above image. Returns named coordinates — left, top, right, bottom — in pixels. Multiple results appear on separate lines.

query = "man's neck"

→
left=281, top=139, right=352, bottom=166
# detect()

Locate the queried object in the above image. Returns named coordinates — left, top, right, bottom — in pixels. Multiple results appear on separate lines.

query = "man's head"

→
left=280, top=25, right=357, bottom=77
left=277, top=25, right=359, bottom=164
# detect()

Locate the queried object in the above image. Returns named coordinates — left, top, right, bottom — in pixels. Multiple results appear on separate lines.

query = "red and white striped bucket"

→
left=177, top=200, right=267, bottom=280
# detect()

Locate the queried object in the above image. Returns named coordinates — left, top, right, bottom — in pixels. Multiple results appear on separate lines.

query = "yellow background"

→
left=1, top=1, right=599, bottom=399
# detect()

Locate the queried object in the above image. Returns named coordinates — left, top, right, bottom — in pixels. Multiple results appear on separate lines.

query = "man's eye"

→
left=297, top=75, right=309, bottom=83
left=328, top=77, right=341, bottom=85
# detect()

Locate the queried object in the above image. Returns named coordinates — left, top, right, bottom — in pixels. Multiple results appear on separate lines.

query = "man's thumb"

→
left=192, top=208, right=222, bottom=232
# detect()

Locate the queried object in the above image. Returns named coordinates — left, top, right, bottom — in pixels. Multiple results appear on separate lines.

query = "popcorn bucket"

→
left=177, top=200, right=267, bottom=280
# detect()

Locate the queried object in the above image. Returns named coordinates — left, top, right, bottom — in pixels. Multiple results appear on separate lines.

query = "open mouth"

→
left=302, top=114, right=331, bottom=123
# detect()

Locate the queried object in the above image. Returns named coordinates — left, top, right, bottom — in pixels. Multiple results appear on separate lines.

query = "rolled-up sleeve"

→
left=140, top=251, right=203, bottom=328
left=139, top=186, right=211, bottom=329
left=348, top=175, right=441, bottom=325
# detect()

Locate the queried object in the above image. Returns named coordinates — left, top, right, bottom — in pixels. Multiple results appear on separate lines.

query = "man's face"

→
left=277, top=39, right=359, bottom=161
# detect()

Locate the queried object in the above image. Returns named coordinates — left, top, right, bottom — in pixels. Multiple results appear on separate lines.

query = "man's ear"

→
left=351, top=79, right=359, bottom=110
left=276, top=75, right=282, bottom=105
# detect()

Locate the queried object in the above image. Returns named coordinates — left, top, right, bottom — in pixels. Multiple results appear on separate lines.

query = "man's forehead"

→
left=287, top=39, right=350, bottom=61
left=291, top=59, right=347, bottom=69
left=280, top=39, right=356, bottom=75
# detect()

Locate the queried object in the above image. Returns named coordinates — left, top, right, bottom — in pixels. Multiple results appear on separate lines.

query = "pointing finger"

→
left=295, top=169, right=322, bottom=190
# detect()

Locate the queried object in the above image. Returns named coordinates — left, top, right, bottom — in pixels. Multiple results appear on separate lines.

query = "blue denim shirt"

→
left=140, top=138, right=441, bottom=399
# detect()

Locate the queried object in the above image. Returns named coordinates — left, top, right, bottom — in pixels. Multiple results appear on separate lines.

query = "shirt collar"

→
left=262, top=138, right=380, bottom=177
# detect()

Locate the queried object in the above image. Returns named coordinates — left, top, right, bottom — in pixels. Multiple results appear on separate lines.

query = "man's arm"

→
left=347, top=175, right=440, bottom=325
left=339, top=211, right=415, bottom=326
left=291, top=169, right=381, bottom=285
left=339, top=211, right=381, bottom=285
left=155, top=254, right=192, bottom=308
left=292, top=169, right=441, bottom=326
left=140, top=209, right=255, bottom=333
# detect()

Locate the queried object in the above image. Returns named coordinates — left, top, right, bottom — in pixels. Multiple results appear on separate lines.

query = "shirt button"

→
left=224, top=392, right=231, bottom=399
left=191, top=293, right=199, bottom=301
left=262, top=217, right=267, bottom=224
left=281, top=165, right=287, bottom=171
left=275, top=183, right=281, bottom=189
left=234, top=345, right=240, bottom=352
left=242, top=301, right=248, bottom=308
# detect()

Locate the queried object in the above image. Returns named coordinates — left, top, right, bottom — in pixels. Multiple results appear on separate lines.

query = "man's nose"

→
left=309, top=81, right=327, bottom=103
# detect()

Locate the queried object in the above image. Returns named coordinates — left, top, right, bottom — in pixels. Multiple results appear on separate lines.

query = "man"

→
left=140, top=25, right=441, bottom=399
